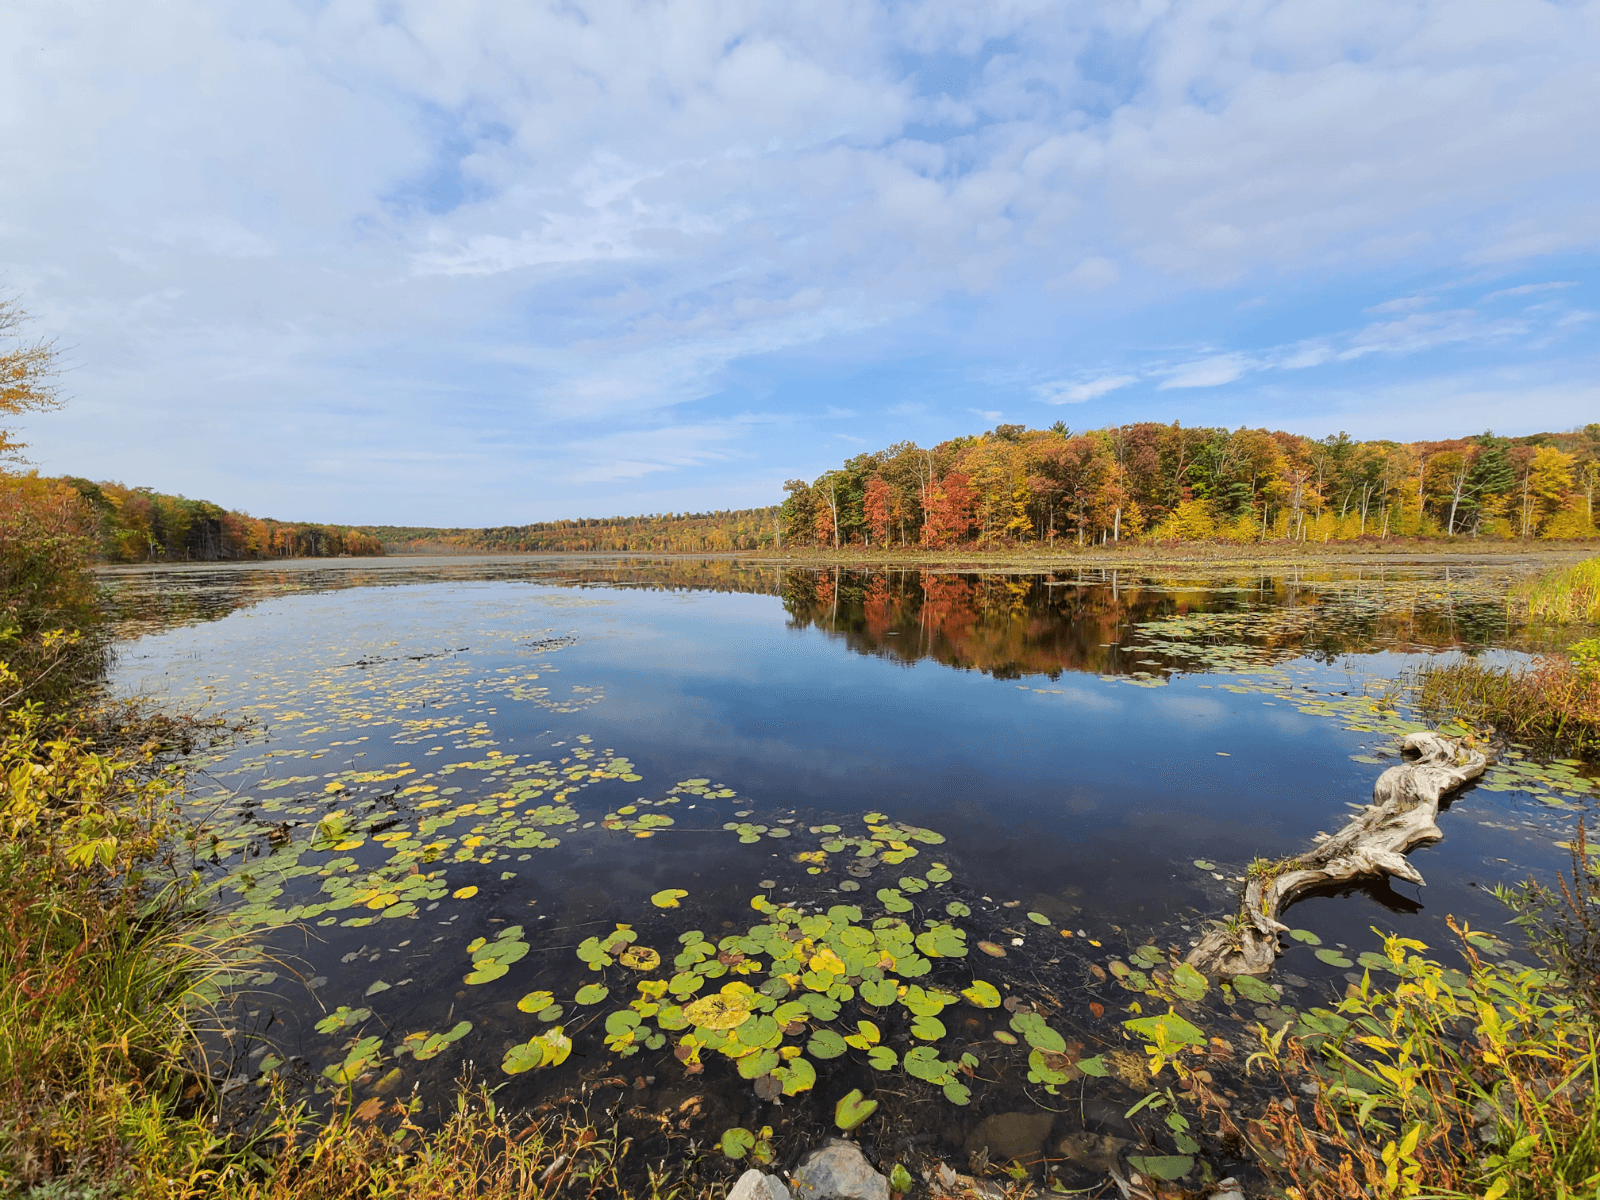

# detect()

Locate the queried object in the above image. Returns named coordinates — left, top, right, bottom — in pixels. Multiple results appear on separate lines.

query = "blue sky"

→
left=3, top=0, right=1597, bottom=525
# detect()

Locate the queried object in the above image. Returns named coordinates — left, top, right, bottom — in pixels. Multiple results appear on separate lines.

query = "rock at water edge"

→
left=792, top=1139, right=890, bottom=1200
left=728, top=1167, right=793, bottom=1200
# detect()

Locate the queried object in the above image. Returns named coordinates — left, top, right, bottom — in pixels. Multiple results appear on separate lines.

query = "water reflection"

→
left=781, top=566, right=1524, bottom=679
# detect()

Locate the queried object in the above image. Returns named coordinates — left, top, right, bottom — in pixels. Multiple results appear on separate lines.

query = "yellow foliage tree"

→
left=0, top=294, right=61, bottom=461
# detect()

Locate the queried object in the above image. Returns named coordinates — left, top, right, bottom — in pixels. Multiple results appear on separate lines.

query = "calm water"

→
left=103, top=556, right=1593, bottom=1186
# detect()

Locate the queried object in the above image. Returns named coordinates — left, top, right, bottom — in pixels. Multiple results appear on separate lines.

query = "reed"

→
left=1413, top=652, right=1600, bottom=757
left=1521, top=556, right=1600, bottom=623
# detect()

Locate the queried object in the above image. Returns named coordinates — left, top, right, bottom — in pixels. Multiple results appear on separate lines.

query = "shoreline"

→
left=92, top=539, right=1598, bottom=575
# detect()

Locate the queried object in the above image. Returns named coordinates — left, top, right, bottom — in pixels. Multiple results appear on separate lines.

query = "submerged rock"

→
left=728, top=1167, right=793, bottom=1200
left=1053, top=1130, right=1129, bottom=1172
left=962, top=1111, right=1056, bottom=1165
left=791, top=1138, right=889, bottom=1200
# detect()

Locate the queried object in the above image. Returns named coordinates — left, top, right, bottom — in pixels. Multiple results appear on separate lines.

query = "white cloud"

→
left=1159, top=354, right=1254, bottom=390
left=1366, top=295, right=1431, bottom=313
left=1035, top=374, right=1137, bottom=404
left=1483, top=280, right=1579, bottom=301
left=2, top=0, right=1598, bottom=521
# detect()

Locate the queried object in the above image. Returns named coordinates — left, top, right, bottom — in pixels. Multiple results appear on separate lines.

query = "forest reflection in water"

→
left=101, top=554, right=1536, bottom=674
left=782, top=564, right=1529, bottom=679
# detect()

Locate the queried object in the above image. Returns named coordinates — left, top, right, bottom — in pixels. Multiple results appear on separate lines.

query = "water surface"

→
left=103, top=556, right=1594, bottom=1187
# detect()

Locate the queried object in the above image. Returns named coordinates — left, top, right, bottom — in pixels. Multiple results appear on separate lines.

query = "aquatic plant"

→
left=1521, top=556, right=1600, bottom=623
left=1414, top=653, right=1600, bottom=757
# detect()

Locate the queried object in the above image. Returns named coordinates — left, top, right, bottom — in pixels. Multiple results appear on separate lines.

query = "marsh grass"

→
left=216, top=1093, right=704, bottom=1200
left=1413, top=653, right=1600, bottom=757
left=1522, top=557, right=1600, bottom=624
left=1219, top=918, right=1600, bottom=1200
left=0, top=682, right=242, bottom=1194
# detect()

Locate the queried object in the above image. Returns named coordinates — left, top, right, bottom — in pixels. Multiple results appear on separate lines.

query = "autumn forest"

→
left=17, top=420, right=1599, bottom=563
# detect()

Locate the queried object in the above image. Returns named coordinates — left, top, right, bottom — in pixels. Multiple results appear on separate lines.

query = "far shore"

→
left=90, top=537, right=1597, bottom=574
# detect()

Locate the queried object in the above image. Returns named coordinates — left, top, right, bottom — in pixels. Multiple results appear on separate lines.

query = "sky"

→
left=3, top=0, right=1598, bottom=526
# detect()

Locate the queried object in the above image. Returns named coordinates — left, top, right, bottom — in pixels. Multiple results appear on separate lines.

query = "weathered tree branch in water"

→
left=1187, top=731, right=1488, bottom=977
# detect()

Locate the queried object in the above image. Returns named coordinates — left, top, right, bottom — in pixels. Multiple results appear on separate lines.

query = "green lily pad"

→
left=1193, top=860, right=1216, bottom=870
left=1169, top=962, right=1208, bottom=1002
left=1315, top=949, right=1354, bottom=968
left=866, top=1045, right=898, bottom=1070
left=942, top=1081, right=971, bottom=1105
left=736, top=1048, right=781, bottom=1079
left=575, top=983, right=610, bottom=1005
left=1026, top=911, right=1051, bottom=926
left=1231, top=974, right=1280, bottom=1004
left=1009, top=1011, right=1065, bottom=1053
left=775, top=1056, right=816, bottom=1095
left=859, top=978, right=898, bottom=1007
left=834, top=1088, right=878, bottom=1131
left=876, top=888, right=913, bottom=913
left=1289, top=928, right=1321, bottom=945
left=650, top=888, right=688, bottom=909
left=808, top=1029, right=848, bottom=1059
left=961, top=980, right=1001, bottom=1009
left=1127, top=1155, right=1193, bottom=1181
left=720, top=1127, right=755, bottom=1159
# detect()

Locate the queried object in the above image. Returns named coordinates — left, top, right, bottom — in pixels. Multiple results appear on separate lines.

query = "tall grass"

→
left=1522, top=556, right=1600, bottom=623
left=214, top=1095, right=693, bottom=1200
left=1414, top=653, right=1600, bottom=757
left=1234, top=918, right=1600, bottom=1200
left=0, top=690, right=237, bottom=1193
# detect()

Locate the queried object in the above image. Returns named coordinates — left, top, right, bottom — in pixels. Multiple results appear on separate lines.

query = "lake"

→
left=101, top=555, right=1594, bottom=1189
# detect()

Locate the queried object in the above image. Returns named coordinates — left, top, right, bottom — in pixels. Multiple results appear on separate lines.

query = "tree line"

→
left=362, top=508, right=783, bottom=554
left=57, top=477, right=385, bottom=562
left=781, top=421, right=1600, bottom=549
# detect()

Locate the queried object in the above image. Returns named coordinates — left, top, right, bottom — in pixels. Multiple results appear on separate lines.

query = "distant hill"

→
left=358, top=508, right=782, bottom=554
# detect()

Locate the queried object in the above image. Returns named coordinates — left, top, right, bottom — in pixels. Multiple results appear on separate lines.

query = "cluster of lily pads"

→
left=497, top=818, right=1090, bottom=1114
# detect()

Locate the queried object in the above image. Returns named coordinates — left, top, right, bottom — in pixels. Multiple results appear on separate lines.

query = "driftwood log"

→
left=1187, top=731, right=1488, bottom=977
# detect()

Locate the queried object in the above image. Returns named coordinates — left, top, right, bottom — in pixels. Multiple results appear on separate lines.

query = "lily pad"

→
left=866, top=1045, right=898, bottom=1070
left=1169, top=962, right=1208, bottom=1002
left=1127, top=1155, right=1193, bottom=1181
left=650, top=889, right=688, bottom=909
left=1314, top=948, right=1354, bottom=968
left=720, top=1127, right=756, bottom=1159
left=961, top=980, right=1001, bottom=1009
left=1230, top=974, right=1280, bottom=1004
left=1289, top=928, right=1321, bottom=945
left=1010, top=1012, right=1065, bottom=1053
left=575, top=983, right=611, bottom=1005
left=808, top=1029, right=848, bottom=1059
left=834, top=1088, right=878, bottom=1131
left=619, top=945, right=661, bottom=971
left=684, top=991, right=752, bottom=1030
left=859, top=978, right=898, bottom=1007
left=1026, top=911, right=1051, bottom=926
